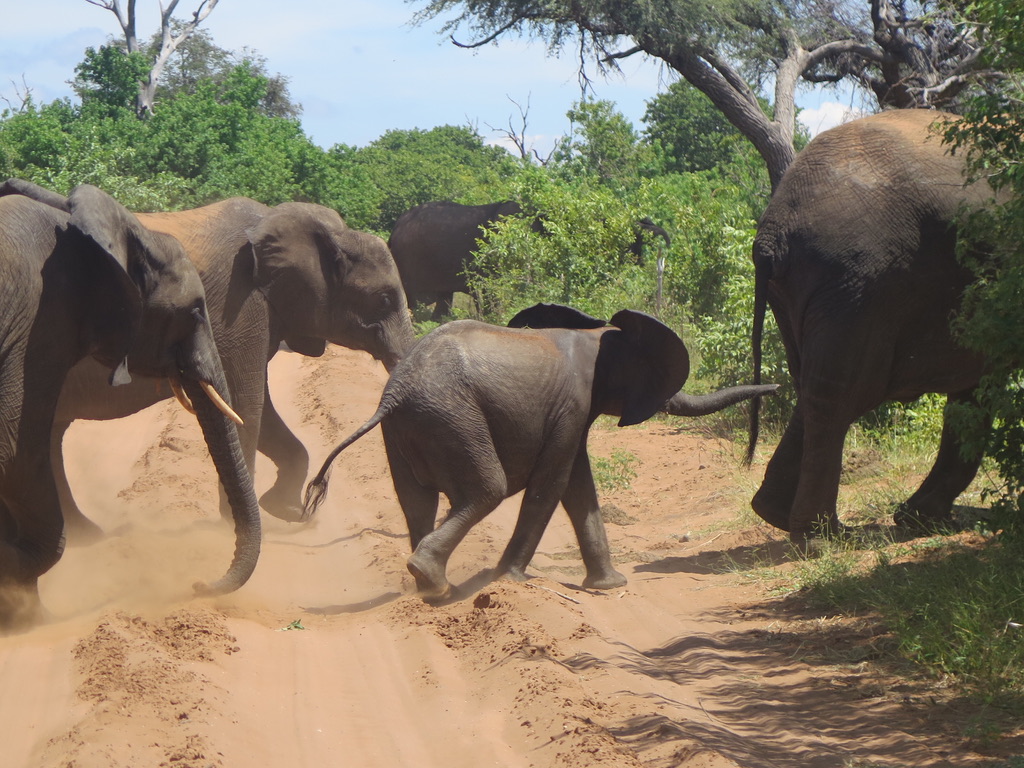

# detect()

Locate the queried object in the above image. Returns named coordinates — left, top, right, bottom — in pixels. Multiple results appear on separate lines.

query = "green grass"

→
left=591, top=448, right=639, bottom=493
left=792, top=529, right=1024, bottom=707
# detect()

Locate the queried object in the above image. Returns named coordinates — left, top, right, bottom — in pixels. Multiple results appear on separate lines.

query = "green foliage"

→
left=938, top=0, right=1024, bottom=524
left=71, top=46, right=150, bottom=115
left=468, top=165, right=670, bottom=324
left=592, top=449, right=639, bottom=492
left=341, top=125, right=519, bottom=232
left=550, top=99, right=654, bottom=191
left=148, top=27, right=300, bottom=119
left=2, top=55, right=334, bottom=211
left=642, top=80, right=750, bottom=174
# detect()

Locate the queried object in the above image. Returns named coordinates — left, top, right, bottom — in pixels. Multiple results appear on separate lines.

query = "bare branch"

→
left=602, top=45, right=642, bottom=62
left=451, top=17, right=522, bottom=48
left=1, top=76, right=34, bottom=113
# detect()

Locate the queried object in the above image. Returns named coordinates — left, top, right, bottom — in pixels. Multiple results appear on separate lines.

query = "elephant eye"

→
left=379, top=292, right=392, bottom=312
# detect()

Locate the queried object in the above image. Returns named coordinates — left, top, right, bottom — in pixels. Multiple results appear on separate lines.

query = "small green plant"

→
left=592, top=449, right=639, bottom=492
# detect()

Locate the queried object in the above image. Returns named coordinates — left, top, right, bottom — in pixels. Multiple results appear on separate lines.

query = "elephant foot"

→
left=501, top=565, right=531, bottom=583
left=0, top=581, right=46, bottom=633
left=582, top=568, right=628, bottom=590
left=407, top=552, right=452, bottom=601
left=63, top=514, right=106, bottom=547
left=789, top=516, right=846, bottom=554
left=259, top=486, right=307, bottom=523
left=750, top=492, right=793, bottom=532
left=893, top=502, right=955, bottom=534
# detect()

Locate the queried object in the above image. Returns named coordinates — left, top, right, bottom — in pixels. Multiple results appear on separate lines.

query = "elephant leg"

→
left=0, top=475, right=65, bottom=629
left=50, top=419, right=105, bottom=544
left=255, top=383, right=308, bottom=523
left=895, top=389, right=986, bottom=531
left=405, top=450, right=506, bottom=600
left=430, top=292, right=455, bottom=322
left=751, top=403, right=805, bottom=532
left=496, top=471, right=573, bottom=584
left=551, top=448, right=626, bottom=589
left=787, top=405, right=849, bottom=545
left=384, top=433, right=440, bottom=552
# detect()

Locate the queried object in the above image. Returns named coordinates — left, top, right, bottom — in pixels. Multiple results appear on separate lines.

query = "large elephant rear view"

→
left=750, top=109, right=1001, bottom=542
left=388, top=200, right=525, bottom=320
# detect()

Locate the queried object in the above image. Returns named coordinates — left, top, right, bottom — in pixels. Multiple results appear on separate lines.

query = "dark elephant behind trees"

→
left=304, top=302, right=776, bottom=601
left=748, top=109, right=1003, bottom=545
left=388, top=200, right=530, bottom=320
left=0, top=180, right=262, bottom=629
left=53, top=196, right=416, bottom=541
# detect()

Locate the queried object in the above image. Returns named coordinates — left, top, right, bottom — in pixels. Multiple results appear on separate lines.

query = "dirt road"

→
left=0, top=346, right=1005, bottom=767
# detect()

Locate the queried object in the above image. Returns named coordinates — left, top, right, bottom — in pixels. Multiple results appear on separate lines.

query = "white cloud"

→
left=798, top=101, right=867, bottom=137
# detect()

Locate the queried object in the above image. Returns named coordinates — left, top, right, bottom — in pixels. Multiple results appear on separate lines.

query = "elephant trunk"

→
left=661, top=384, right=779, bottom=417
left=379, top=309, right=417, bottom=373
left=181, top=376, right=262, bottom=596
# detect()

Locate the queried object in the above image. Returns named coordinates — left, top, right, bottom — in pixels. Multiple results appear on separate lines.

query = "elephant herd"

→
left=0, top=107, right=1003, bottom=629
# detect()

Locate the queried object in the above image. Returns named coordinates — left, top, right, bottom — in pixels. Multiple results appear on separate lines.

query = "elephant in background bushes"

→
left=304, top=303, right=776, bottom=600
left=388, top=200, right=530, bottom=321
left=748, top=109, right=1002, bottom=544
left=0, top=179, right=261, bottom=628
left=53, top=196, right=416, bottom=541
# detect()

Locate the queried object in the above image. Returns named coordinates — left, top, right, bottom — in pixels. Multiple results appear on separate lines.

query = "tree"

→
left=85, top=0, right=220, bottom=117
left=413, top=0, right=1000, bottom=188
left=339, top=125, right=519, bottom=232
left=642, top=80, right=751, bottom=174
left=549, top=99, right=650, bottom=190
left=70, top=45, right=150, bottom=116
left=148, top=27, right=300, bottom=119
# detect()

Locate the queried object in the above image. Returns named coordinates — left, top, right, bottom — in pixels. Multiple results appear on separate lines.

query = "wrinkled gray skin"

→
left=305, top=303, right=774, bottom=601
left=388, top=200, right=529, bottom=320
left=749, top=110, right=1001, bottom=545
left=0, top=180, right=261, bottom=629
left=54, top=197, right=416, bottom=541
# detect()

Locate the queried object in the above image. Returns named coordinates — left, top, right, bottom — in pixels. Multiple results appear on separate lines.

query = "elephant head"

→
left=507, top=302, right=690, bottom=426
left=66, top=184, right=261, bottom=595
left=249, top=203, right=414, bottom=371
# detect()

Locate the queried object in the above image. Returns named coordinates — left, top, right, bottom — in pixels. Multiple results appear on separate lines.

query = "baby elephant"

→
left=305, top=303, right=775, bottom=599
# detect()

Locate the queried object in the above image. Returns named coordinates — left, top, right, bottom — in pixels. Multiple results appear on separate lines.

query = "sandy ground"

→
left=0, top=345, right=1017, bottom=767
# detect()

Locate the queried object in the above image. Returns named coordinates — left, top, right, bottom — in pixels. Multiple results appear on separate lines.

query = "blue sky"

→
left=1, top=0, right=861, bottom=155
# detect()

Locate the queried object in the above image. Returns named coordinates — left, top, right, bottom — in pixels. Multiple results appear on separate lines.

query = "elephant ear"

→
left=67, top=184, right=148, bottom=385
left=249, top=202, right=347, bottom=355
left=507, top=303, right=607, bottom=330
left=605, top=310, right=690, bottom=427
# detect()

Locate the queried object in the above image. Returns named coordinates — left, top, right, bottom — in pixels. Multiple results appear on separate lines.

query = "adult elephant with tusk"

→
left=304, top=303, right=776, bottom=601
left=0, top=180, right=260, bottom=629
left=50, top=195, right=415, bottom=541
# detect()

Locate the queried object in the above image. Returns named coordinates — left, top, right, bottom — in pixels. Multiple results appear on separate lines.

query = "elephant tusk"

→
left=200, top=380, right=244, bottom=426
left=169, top=379, right=197, bottom=415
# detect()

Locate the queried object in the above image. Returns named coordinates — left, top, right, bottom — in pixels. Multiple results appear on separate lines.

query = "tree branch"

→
left=451, top=17, right=523, bottom=48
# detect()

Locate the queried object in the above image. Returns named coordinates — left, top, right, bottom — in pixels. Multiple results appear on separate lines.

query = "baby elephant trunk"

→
left=661, top=384, right=779, bottom=417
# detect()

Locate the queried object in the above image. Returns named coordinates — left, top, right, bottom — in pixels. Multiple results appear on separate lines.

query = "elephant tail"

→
left=747, top=253, right=773, bottom=466
left=302, top=401, right=392, bottom=519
